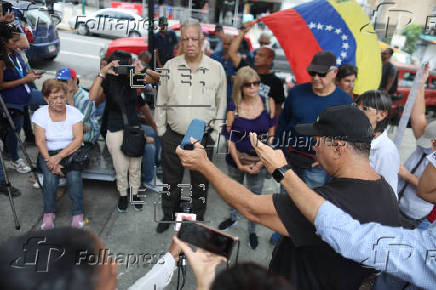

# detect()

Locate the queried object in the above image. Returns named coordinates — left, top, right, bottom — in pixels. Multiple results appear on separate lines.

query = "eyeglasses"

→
left=243, top=81, right=260, bottom=88
left=259, top=42, right=270, bottom=46
left=352, top=102, right=376, bottom=112
left=181, top=37, right=200, bottom=42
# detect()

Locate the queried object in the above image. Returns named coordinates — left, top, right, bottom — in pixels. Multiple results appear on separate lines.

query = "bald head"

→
left=254, top=47, right=275, bottom=70
left=221, top=34, right=233, bottom=54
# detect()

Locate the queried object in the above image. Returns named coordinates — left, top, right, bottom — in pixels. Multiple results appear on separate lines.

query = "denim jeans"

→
left=38, top=154, right=84, bottom=215
left=142, top=142, right=156, bottom=183
left=227, top=165, right=265, bottom=234
left=141, top=124, right=160, bottom=166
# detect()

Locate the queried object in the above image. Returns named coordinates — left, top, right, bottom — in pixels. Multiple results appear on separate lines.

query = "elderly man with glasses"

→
left=154, top=18, right=227, bottom=233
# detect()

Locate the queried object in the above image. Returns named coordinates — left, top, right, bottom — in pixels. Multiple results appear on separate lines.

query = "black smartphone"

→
left=178, top=222, right=237, bottom=259
left=2, top=2, right=12, bottom=14
left=113, top=65, right=134, bottom=75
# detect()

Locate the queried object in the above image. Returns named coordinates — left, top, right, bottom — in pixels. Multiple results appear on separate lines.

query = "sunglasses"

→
left=243, top=81, right=261, bottom=88
left=259, top=42, right=270, bottom=46
left=308, top=71, right=330, bottom=77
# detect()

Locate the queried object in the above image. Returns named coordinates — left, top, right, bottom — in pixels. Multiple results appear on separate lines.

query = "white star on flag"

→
left=342, top=43, right=349, bottom=49
left=309, top=22, right=316, bottom=29
left=336, top=58, right=342, bottom=65
left=341, top=34, right=348, bottom=41
left=335, top=28, right=342, bottom=34
left=325, top=25, right=333, bottom=31
left=341, top=52, right=347, bottom=58
left=317, top=23, right=324, bottom=30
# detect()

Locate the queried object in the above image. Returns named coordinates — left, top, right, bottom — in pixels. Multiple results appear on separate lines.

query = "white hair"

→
left=181, top=18, right=203, bottom=37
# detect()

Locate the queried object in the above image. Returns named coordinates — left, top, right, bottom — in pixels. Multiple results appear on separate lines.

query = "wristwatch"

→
left=272, top=165, right=292, bottom=183
left=97, top=73, right=105, bottom=79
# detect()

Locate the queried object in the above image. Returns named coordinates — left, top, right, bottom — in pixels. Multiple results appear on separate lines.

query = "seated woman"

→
left=219, top=66, right=276, bottom=249
left=32, top=79, right=84, bottom=230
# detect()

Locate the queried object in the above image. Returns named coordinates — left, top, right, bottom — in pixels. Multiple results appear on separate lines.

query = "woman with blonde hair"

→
left=218, top=66, right=276, bottom=249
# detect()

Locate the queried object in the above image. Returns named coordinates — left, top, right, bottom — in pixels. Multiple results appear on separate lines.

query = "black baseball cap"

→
left=296, top=105, right=373, bottom=144
left=307, top=51, right=337, bottom=73
left=158, top=17, right=168, bottom=26
left=215, top=24, right=223, bottom=32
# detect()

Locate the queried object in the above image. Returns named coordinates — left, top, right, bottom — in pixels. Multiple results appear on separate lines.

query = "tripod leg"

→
left=0, top=95, right=42, bottom=189
left=0, top=151, right=21, bottom=230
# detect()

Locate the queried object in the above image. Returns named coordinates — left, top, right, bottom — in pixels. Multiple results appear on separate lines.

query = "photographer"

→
left=89, top=50, right=155, bottom=213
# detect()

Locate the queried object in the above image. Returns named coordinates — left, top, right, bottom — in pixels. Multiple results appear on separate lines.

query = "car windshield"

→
left=400, top=71, right=429, bottom=88
left=24, top=9, right=52, bottom=26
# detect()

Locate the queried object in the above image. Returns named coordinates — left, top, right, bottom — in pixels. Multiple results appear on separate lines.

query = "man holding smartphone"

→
left=176, top=105, right=400, bottom=290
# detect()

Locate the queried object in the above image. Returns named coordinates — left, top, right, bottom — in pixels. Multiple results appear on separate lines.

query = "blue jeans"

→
left=142, top=142, right=156, bottom=183
left=141, top=124, right=160, bottom=166
left=38, top=154, right=84, bottom=215
left=5, top=89, right=46, bottom=161
left=227, top=165, right=265, bottom=234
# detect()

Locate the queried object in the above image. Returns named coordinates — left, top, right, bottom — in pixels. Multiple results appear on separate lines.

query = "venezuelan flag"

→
left=261, top=0, right=381, bottom=94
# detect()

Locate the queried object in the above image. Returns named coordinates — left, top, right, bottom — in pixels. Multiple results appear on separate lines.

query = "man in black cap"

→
left=176, top=104, right=400, bottom=290
left=154, top=16, right=178, bottom=67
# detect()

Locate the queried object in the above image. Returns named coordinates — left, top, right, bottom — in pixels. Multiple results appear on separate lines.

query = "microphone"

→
left=181, top=118, right=206, bottom=150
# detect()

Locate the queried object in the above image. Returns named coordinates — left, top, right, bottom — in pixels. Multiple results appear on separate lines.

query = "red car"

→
left=391, top=62, right=436, bottom=123
left=101, top=23, right=253, bottom=58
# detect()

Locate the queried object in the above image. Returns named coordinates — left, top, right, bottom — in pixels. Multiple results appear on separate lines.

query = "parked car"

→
left=68, top=8, right=148, bottom=38
left=390, top=62, right=436, bottom=123
left=12, top=2, right=61, bottom=63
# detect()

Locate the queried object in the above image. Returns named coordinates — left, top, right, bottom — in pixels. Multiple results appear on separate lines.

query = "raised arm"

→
left=228, top=26, right=251, bottom=68
left=410, top=63, right=429, bottom=139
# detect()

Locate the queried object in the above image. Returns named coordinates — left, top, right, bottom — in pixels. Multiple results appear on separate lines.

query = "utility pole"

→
left=148, top=0, right=155, bottom=66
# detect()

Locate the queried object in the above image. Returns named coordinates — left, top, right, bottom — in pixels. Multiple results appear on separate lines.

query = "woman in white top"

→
left=32, top=79, right=84, bottom=230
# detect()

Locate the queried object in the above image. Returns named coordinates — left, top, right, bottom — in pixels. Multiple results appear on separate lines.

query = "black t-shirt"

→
left=237, top=58, right=285, bottom=105
left=379, top=62, right=396, bottom=92
left=102, top=76, right=145, bottom=132
left=270, top=177, right=400, bottom=290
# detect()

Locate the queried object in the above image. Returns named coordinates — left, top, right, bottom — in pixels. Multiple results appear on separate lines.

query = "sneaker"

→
left=132, top=195, right=143, bottom=211
left=218, top=218, right=238, bottom=231
left=41, top=213, right=55, bottom=230
left=72, top=214, right=84, bottom=228
left=12, top=158, right=31, bottom=174
left=33, top=175, right=66, bottom=189
left=143, top=177, right=164, bottom=193
left=0, top=182, right=21, bottom=197
left=156, top=215, right=172, bottom=233
left=249, top=233, right=258, bottom=249
left=117, top=196, right=128, bottom=212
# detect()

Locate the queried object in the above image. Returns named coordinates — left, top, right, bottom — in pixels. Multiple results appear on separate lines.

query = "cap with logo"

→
left=296, top=105, right=373, bottom=144
left=56, top=67, right=77, bottom=80
left=158, top=17, right=168, bottom=26
left=307, top=51, right=337, bottom=74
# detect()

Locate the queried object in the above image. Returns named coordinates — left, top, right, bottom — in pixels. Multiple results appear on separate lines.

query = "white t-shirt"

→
left=369, top=130, right=400, bottom=196
left=32, top=105, right=83, bottom=151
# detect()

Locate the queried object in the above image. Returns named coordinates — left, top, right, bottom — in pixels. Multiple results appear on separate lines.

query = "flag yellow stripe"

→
left=328, top=0, right=381, bottom=94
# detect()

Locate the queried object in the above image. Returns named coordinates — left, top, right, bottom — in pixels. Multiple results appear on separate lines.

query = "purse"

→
left=115, top=86, right=146, bottom=157
left=48, top=145, right=89, bottom=174
left=238, top=151, right=261, bottom=166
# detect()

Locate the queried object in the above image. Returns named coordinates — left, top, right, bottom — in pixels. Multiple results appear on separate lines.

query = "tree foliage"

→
left=401, top=24, right=423, bottom=54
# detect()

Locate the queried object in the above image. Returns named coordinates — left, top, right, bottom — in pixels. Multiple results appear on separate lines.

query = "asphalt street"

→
left=0, top=30, right=418, bottom=289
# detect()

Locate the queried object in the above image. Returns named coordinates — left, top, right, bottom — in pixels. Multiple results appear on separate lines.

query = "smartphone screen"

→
left=2, top=2, right=12, bottom=14
left=178, top=223, right=236, bottom=259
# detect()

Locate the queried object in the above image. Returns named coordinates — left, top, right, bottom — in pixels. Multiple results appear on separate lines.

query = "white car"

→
left=68, top=8, right=149, bottom=38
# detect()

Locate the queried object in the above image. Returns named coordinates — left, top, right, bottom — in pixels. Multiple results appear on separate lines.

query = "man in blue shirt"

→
left=276, top=51, right=352, bottom=188
left=154, top=17, right=177, bottom=68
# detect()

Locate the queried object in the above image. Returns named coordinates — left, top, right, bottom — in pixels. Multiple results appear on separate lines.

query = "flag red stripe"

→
left=261, top=9, right=321, bottom=84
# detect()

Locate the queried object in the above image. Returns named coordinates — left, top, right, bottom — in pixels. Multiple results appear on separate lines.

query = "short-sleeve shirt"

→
left=102, top=76, right=145, bottom=133
left=275, top=83, right=352, bottom=155
left=154, top=30, right=177, bottom=66
left=31, top=105, right=83, bottom=151
left=270, top=177, right=400, bottom=290
left=379, top=62, right=396, bottom=92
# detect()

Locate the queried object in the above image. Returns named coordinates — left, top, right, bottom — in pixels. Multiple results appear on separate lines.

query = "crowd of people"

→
left=1, top=12, right=436, bottom=290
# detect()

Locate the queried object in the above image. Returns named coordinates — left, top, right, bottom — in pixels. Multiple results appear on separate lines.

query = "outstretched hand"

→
left=175, top=137, right=210, bottom=173
left=173, top=236, right=226, bottom=290
left=249, top=132, right=287, bottom=174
